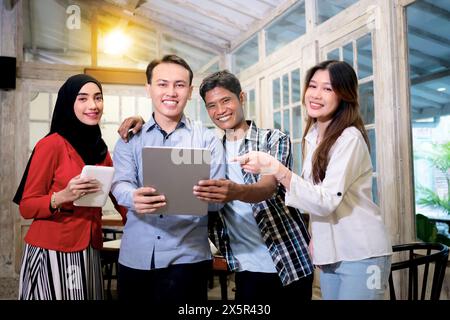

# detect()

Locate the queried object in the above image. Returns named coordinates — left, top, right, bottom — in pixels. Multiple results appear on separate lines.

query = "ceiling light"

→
left=103, top=29, right=132, bottom=56
left=437, top=87, right=446, bottom=92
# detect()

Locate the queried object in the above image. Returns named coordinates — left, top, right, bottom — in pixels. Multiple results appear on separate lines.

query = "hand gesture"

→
left=193, top=179, right=238, bottom=203
left=57, top=175, right=101, bottom=205
left=233, top=151, right=281, bottom=175
left=133, top=187, right=166, bottom=214
left=117, top=116, right=145, bottom=142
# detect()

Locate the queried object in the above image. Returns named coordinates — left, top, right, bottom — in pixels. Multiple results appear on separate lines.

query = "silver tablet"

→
left=73, top=165, right=114, bottom=207
left=142, top=146, right=211, bottom=215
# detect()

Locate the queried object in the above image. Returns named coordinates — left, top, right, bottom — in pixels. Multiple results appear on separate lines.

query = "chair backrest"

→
left=389, top=242, right=449, bottom=300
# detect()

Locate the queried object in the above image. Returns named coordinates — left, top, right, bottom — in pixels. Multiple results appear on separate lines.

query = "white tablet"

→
left=142, top=146, right=211, bottom=215
left=73, top=165, right=115, bottom=207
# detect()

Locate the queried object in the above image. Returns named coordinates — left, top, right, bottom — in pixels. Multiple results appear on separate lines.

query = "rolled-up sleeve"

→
left=285, top=135, right=369, bottom=217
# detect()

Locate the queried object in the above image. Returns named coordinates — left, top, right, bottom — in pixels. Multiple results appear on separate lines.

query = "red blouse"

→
left=19, top=133, right=126, bottom=252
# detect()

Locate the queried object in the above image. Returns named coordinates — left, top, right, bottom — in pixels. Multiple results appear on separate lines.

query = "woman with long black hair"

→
left=14, top=74, right=126, bottom=300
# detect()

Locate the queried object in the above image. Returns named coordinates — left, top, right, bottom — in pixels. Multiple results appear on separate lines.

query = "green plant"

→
left=415, top=142, right=450, bottom=245
left=415, top=142, right=449, bottom=216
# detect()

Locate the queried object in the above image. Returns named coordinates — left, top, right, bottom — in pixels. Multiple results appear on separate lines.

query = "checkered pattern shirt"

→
left=209, top=121, right=314, bottom=286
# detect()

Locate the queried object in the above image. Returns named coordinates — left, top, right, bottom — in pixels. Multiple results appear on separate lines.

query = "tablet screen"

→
left=73, top=165, right=115, bottom=207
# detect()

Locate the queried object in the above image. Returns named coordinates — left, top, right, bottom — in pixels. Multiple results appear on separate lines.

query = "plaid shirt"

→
left=209, top=121, right=314, bottom=286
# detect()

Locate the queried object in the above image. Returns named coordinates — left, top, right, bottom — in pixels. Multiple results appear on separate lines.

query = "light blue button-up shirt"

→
left=111, top=114, right=225, bottom=270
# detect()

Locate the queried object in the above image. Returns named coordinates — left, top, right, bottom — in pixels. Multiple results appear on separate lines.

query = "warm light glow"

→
left=103, top=29, right=132, bottom=55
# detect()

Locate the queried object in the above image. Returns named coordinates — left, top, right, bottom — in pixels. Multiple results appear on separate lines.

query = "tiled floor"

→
left=208, top=273, right=236, bottom=301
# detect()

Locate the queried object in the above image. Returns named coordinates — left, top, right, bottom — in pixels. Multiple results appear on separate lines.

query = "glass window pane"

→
left=265, top=2, right=306, bottom=56
left=273, top=111, right=281, bottom=130
left=248, top=89, right=256, bottom=118
left=343, top=42, right=354, bottom=67
left=200, top=100, right=214, bottom=127
left=291, top=69, right=301, bottom=103
left=30, top=92, right=50, bottom=120
left=292, top=106, right=302, bottom=140
left=162, top=34, right=216, bottom=72
left=273, top=78, right=281, bottom=109
left=184, top=99, right=198, bottom=121
left=367, top=128, right=377, bottom=171
left=137, top=97, right=152, bottom=121
left=232, top=35, right=259, bottom=74
left=23, top=0, right=91, bottom=65
left=316, top=0, right=358, bottom=24
left=102, top=95, right=120, bottom=123
left=101, top=123, right=120, bottom=152
left=327, top=48, right=340, bottom=61
left=407, top=0, right=450, bottom=220
left=283, top=109, right=290, bottom=135
left=359, top=81, right=375, bottom=125
left=372, top=177, right=379, bottom=205
left=51, top=93, right=58, bottom=112
left=205, top=62, right=220, bottom=74
left=121, top=96, right=136, bottom=121
left=283, top=74, right=289, bottom=106
left=357, top=34, right=373, bottom=79
left=29, top=122, right=49, bottom=150
left=293, top=142, right=302, bottom=175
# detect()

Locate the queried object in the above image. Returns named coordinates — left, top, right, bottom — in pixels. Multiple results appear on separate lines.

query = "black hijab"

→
left=13, top=74, right=108, bottom=204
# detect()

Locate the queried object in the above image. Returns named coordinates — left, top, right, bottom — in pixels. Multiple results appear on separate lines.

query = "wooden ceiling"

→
left=102, top=0, right=298, bottom=52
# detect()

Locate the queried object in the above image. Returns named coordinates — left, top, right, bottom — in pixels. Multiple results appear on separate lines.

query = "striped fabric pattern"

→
left=209, top=121, right=314, bottom=286
left=19, top=243, right=104, bottom=300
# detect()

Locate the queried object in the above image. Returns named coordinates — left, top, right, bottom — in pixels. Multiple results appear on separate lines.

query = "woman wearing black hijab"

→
left=14, top=74, right=126, bottom=300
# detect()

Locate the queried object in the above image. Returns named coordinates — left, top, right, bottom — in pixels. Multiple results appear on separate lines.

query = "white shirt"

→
left=285, top=125, right=392, bottom=265
left=223, top=139, right=277, bottom=273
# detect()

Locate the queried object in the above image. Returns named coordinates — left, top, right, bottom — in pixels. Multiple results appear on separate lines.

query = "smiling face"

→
left=304, top=69, right=341, bottom=124
left=146, top=62, right=193, bottom=123
left=204, top=86, right=247, bottom=132
left=73, top=82, right=103, bottom=125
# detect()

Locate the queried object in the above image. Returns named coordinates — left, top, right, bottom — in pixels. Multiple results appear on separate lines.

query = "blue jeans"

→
left=319, top=255, right=391, bottom=300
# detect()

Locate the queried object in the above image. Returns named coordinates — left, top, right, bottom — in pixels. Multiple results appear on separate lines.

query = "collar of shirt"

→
left=304, top=123, right=319, bottom=146
left=144, top=113, right=191, bottom=134
left=219, top=120, right=258, bottom=145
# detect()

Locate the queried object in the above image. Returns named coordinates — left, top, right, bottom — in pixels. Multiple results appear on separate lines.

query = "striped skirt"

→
left=19, top=243, right=104, bottom=300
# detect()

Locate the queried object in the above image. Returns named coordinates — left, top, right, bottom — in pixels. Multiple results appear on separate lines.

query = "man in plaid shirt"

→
left=193, top=70, right=314, bottom=303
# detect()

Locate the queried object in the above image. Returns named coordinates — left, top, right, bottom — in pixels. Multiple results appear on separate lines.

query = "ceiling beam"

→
left=96, top=1, right=226, bottom=52
left=411, top=68, right=450, bottom=86
left=258, top=0, right=282, bottom=7
left=412, top=86, right=450, bottom=104
left=169, top=0, right=248, bottom=31
left=230, top=0, right=300, bottom=51
left=123, top=0, right=142, bottom=11
left=408, top=26, right=450, bottom=48
left=415, top=1, right=450, bottom=22
left=410, top=94, right=441, bottom=109
left=409, top=48, right=450, bottom=68
left=138, top=4, right=236, bottom=40
left=210, top=0, right=267, bottom=19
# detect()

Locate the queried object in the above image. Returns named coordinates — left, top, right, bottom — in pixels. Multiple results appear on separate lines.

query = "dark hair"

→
left=301, top=60, right=369, bottom=184
left=145, top=54, right=193, bottom=85
left=199, top=70, right=242, bottom=102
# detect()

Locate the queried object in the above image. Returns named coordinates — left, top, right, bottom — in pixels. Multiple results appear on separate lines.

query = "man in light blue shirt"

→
left=111, top=55, right=225, bottom=303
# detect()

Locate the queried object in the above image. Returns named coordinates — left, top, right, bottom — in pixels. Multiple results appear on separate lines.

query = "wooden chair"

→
left=388, top=242, right=449, bottom=300
left=101, top=239, right=121, bottom=300
left=211, top=255, right=232, bottom=301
